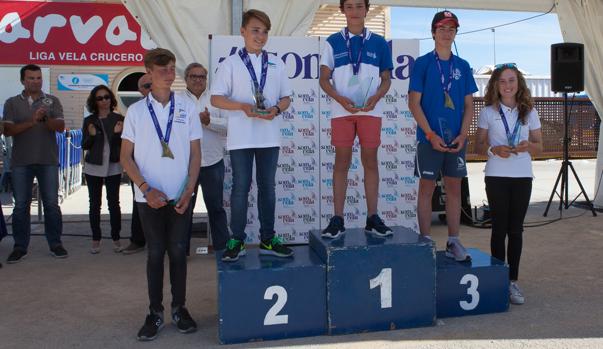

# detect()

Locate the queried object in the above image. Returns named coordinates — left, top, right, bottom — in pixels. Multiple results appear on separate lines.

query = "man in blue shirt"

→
left=408, top=11, right=478, bottom=261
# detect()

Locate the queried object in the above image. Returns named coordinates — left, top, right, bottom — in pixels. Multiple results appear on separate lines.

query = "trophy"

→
left=438, top=117, right=455, bottom=148
left=251, top=81, right=270, bottom=115
left=348, top=76, right=373, bottom=109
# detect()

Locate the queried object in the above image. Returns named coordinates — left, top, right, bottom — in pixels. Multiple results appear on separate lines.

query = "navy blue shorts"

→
left=414, top=142, right=467, bottom=180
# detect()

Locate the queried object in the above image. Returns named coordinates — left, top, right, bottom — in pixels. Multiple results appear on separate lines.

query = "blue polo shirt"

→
left=409, top=52, right=478, bottom=143
left=321, top=28, right=393, bottom=119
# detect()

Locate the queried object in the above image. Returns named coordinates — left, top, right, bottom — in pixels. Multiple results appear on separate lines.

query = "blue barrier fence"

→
left=56, top=129, right=83, bottom=202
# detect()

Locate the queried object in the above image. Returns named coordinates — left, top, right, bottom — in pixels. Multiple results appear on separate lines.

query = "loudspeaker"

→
left=551, top=43, right=584, bottom=93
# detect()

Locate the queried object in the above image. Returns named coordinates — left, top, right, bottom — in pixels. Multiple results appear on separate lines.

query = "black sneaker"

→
left=172, top=307, right=197, bottom=334
left=137, top=313, right=164, bottom=341
left=365, top=214, right=393, bottom=237
left=221, top=239, right=246, bottom=262
left=50, top=245, right=68, bottom=259
left=321, top=215, right=345, bottom=239
left=7, top=249, right=28, bottom=264
left=260, top=236, right=294, bottom=257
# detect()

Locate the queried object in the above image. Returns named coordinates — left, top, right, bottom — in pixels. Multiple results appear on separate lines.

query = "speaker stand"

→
left=544, top=93, right=597, bottom=217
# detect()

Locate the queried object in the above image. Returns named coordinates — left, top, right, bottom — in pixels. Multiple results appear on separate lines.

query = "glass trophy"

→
left=508, top=124, right=522, bottom=148
left=251, top=81, right=270, bottom=115
left=438, top=117, right=455, bottom=148
left=348, top=76, right=374, bottom=109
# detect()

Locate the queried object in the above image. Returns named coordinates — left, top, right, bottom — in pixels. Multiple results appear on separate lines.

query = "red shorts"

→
left=330, top=115, right=382, bottom=148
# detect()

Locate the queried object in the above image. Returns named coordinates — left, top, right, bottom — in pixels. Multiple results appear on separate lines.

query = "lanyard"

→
left=344, top=27, right=367, bottom=75
left=433, top=50, right=454, bottom=94
left=146, top=92, right=175, bottom=145
left=498, top=105, right=521, bottom=146
left=238, top=48, right=268, bottom=93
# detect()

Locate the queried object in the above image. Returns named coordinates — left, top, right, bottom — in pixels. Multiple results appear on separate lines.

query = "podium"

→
left=436, top=248, right=509, bottom=318
left=216, top=246, right=327, bottom=344
left=309, top=227, right=436, bottom=335
left=215, top=231, right=510, bottom=343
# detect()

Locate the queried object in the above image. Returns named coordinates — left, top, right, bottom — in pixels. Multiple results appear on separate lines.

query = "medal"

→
left=239, top=48, right=269, bottom=112
left=444, top=92, right=455, bottom=110
left=498, top=106, right=521, bottom=148
left=161, top=140, right=174, bottom=159
left=147, top=93, right=176, bottom=159
left=433, top=50, right=455, bottom=110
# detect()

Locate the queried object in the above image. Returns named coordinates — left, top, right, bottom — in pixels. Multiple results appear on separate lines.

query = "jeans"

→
left=485, top=176, right=532, bottom=281
left=137, top=203, right=191, bottom=313
left=11, top=165, right=63, bottom=251
left=85, top=174, right=121, bottom=241
left=129, top=181, right=145, bottom=246
left=198, top=160, right=229, bottom=250
left=229, top=147, right=279, bottom=242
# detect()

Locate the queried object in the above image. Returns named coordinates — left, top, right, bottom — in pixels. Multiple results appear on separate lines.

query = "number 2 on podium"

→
left=370, top=268, right=392, bottom=309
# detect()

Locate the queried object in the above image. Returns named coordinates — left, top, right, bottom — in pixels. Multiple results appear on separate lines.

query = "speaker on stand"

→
left=544, top=42, right=597, bottom=217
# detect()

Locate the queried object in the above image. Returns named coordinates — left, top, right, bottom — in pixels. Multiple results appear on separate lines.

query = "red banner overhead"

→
left=0, top=1, right=155, bottom=66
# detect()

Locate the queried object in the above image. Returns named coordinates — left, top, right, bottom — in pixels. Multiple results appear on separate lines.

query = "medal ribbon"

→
left=498, top=105, right=521, bottom=146
left=433, top=50, right=454, bottom=95
left=344, top=27, right=367, bottom=75
left=238, top=48, right=268, bottom=93
left=146, top=92, right=175, bottom=146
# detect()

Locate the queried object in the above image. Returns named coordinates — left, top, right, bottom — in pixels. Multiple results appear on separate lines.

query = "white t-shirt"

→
left=211, top=51, right=292, bottom=150
left=179, top=89, right=227, bottom=167
left=477, top=103, right=541, bottom=178
left=122, top=92, right=202, bottom=202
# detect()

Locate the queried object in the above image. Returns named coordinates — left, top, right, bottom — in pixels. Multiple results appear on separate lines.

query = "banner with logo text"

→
left=210, top=36, right=419, bottom=244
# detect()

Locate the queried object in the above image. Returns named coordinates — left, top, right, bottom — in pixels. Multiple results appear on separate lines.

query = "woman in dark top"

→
left=82, top=85, right=124, bottom=254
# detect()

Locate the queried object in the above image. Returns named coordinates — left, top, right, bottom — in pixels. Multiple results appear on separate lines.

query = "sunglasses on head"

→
left=95, top=95, right=111, bottom=101
left=142, top=83, right=152, bottom=89
left=494, top=62, right=517, bottom=70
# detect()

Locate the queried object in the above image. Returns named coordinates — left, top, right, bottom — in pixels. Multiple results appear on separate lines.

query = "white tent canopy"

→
left=122, top=0, right=603, bottom=207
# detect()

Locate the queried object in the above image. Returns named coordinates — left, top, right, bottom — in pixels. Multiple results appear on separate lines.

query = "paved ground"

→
left=1, top=160, right=602, bottom=349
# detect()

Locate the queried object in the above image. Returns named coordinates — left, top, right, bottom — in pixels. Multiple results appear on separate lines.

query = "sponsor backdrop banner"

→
left=210, top=36, right=419, bottom=244
left=0, top=1, right=155, bottom=66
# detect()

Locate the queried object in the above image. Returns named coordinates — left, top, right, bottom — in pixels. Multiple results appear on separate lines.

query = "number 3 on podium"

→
left=460, top=274, right=480, bottom=311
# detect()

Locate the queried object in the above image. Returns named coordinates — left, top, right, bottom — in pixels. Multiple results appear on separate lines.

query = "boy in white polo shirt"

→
left=121, top=48, right=202, bottom=341
left=319, top=0, right=394, bottom=239
left=211, top=9, right=293, bottom=262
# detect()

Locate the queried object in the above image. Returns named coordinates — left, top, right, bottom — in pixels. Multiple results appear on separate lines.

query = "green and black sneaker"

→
left=221, top=239, right=246, bottom=262
left=260, top=236, right=294, bottom=258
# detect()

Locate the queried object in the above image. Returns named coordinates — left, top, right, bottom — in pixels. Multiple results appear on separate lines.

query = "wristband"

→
left=487, top=146, right=495, bottom=157
left=143, top=186, right=152, bottom=197
left=425, top=131, right=435, bottom=141
left=138, top=181, right=147, bottom=189
left=274, top=105, right=281, bottom=115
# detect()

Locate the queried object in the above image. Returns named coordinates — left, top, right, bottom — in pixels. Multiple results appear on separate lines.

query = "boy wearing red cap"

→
left=408, top=11, right=478, bottom=261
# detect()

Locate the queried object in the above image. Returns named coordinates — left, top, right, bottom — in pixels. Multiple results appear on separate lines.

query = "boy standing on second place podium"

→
left=319, top=0, right=394, bottom=239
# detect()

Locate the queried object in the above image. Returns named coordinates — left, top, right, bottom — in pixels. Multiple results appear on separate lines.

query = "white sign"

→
left=58, top=74, right=109, bottom=91
left=210, top=36, right=419, bottom=244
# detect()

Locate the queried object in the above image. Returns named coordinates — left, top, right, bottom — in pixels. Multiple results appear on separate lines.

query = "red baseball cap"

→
left=431, top=10, right=459, bottom=30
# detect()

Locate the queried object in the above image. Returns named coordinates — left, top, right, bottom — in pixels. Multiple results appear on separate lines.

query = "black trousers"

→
left=85, top=174, right=121, bottom=241
left=137, top=203, right=191, bottom=313
left=485, top=176, right=532, bottom=281
left=129, top=181, right=146, bottom=246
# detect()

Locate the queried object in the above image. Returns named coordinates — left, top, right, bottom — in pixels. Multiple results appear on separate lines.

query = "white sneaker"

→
left=445, top=240, right=471, bottom=262
left=509, top=281, right=525, bottom=305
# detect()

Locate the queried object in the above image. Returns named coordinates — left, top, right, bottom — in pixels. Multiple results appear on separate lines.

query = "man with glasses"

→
left=408, top=11, right=478, bottom=261
left=123, top=73, right=153, bottom=255
left=3, top=64, right=67, bottom=263
left=180, top=62, right=228, bottom=253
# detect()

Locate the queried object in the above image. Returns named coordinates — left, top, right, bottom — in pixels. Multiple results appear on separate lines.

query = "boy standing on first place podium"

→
left=408, top=11, right=478, bottom=261
left=319, top=0, right=394, bottom=239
